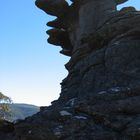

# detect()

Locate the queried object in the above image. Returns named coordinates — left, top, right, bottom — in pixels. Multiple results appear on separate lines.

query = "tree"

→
left=0, top=92, right=12, bottom=120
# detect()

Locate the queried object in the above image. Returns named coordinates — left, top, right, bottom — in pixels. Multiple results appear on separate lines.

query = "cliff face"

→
left=1, top=0, right=140, bottom=139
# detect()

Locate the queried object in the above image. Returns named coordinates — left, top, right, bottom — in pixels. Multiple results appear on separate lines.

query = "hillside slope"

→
left=2, top=103, right=40, bottom=122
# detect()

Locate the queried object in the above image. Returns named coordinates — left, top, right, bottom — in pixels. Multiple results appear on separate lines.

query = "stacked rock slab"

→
left=2, top=0, right=140, bottom=139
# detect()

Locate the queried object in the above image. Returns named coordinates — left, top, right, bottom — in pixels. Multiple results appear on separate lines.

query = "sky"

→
left=0, top=0, right=139, bottom=106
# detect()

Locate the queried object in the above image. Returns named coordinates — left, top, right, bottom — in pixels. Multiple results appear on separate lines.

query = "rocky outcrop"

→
left=1, top=0, right=140, bottom=139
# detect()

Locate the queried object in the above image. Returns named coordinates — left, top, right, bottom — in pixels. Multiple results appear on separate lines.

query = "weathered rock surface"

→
left=1, top=0, right=140, bottom=139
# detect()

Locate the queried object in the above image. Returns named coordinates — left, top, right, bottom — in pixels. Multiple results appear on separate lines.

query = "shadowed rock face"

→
left=1, top=0, right=140, bottom=140
left=35, top=0, right=128, bottom=56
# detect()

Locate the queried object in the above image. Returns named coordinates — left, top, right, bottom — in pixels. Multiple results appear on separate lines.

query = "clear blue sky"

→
left=0, top=0, right=139, bottom=106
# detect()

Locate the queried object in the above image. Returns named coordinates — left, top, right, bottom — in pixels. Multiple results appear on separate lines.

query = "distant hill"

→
left=1, top=103, right=40, bottom=122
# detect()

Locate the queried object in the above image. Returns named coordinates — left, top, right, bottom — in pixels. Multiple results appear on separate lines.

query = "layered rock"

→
left=1, top=0, right=140, bottom=139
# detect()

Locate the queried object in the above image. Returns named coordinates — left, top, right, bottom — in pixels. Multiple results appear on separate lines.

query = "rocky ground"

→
left=1, top=0, right=140, bottom=139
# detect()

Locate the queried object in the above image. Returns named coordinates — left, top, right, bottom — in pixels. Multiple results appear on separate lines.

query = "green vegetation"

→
left=0, top=92, right=39, bottom=122
left=0, top=92, right=12, bottom=120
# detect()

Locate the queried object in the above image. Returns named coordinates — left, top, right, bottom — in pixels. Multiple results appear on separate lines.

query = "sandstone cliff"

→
left=1, top=0, right=140, bottom=139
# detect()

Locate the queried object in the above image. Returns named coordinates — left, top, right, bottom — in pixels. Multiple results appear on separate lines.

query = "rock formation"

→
left=1, top=0, right=140, bottom=139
